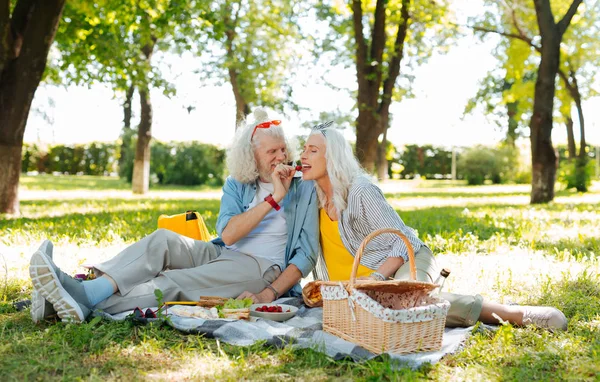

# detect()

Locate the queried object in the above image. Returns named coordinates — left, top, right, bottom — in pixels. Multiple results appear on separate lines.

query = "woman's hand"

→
left=237, top=289, right=275, bottom=304
left=357, top=275, right=379, bottom=281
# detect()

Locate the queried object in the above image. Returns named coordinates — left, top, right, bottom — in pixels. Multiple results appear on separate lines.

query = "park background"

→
left=1, top=0, right=600, bottom=380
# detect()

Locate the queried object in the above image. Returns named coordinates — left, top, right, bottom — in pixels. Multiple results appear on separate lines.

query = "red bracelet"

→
left=264, top=194, right=281, bottom=211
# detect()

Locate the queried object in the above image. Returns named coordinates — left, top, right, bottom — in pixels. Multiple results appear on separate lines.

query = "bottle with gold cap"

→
left=432, top=268, right=451, bottom=295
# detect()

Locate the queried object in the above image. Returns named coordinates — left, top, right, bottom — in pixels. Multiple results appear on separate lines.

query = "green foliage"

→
left=21, top=143, right=118, bottom=175
left=20, top=144, right=45, bottom=173
left=458, top=145, right=502, bottom=185
left=50, top=0, right=211, bottom=94
left=396, top=144, right=452, bottom=179
left=21, top=140, right=225, bottom=187
left=300, top=109, right=356, bottom=131
left=120, top=139, right=226, bottom=187
left=197, top=0, right=306, bottom=115
left=456, top=144, right=529, bottom=185
left=468, top=0, right=600, bottom=143
left=313, top=0, right=459, bottom=103
left=117, top=128, right=136, bottom=179
left=557, top=156, right=595, bottom=192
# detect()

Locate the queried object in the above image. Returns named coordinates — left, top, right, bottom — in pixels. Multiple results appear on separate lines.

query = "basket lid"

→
left=318, top=279, right=436, bottom=294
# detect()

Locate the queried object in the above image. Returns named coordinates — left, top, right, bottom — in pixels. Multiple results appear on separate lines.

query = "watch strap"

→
left=264, top=194, right=281, bottom=211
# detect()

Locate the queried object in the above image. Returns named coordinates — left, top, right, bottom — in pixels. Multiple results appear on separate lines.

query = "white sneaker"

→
left=30, top=240, right=57, bottom=323
left=522, top=306, right=568, bottom=331
left=29, top=249, right=92, bottom=323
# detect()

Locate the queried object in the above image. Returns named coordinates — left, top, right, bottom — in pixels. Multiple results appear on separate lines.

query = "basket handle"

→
left=349, top=228, right=416, bottom=291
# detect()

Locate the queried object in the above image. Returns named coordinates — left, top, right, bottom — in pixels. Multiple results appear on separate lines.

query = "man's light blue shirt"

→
left=211, top=176, right=319, bottom=297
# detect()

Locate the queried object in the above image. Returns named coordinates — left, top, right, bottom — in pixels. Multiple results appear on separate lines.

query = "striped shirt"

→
left=314, top=176, right=424, bottom=281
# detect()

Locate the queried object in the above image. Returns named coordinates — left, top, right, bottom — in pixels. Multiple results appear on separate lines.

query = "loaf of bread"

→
left=302, top=281, right=323, bottom=307
left=221, top=308, right=250, bottom=320
left=196, top=296, right=229, bottom=308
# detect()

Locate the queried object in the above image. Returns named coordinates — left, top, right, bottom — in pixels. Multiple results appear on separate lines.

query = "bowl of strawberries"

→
left=250, top=303, right=298, bottom=322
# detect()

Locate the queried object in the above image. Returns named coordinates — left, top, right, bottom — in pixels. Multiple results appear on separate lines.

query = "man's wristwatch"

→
left=264, top=194, right=281, bottom=211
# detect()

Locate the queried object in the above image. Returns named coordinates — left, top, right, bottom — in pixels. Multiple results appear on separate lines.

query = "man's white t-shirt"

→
left=226, top=181, right=287, bottom=270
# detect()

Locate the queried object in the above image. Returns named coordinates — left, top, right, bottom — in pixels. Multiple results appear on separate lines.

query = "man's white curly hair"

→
left=226, top=108, right=296, bottom=184
left=310, top=127, right=364, bottom=214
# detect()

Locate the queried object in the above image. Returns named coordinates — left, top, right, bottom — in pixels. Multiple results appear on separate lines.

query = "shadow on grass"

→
left=399, top=206, right=511, bottom=241
left=19, top=175, right=222, bottom=192
left=0, top=199, right=221, bottom=243
left=497, top=273, right=600, bottom=379
left=7, top=201, right=510, bottom=245
left=443, top=272, right=600, bottom=380
left=0, top=311, right=428, bottom=380
left=533, top=237, right=600, bottom=262
left=536, top=271, right=600, bottom=321
left=384, top=191, right=529, bottom=199
left=0, top=312, right=214, bottom=380
left=20, top=175, right=131, bottom=191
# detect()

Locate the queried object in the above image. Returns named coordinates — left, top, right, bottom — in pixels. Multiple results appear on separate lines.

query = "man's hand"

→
left=237, top=289, right=275, bottom=304
left=271, top=164, right=295, bottom=203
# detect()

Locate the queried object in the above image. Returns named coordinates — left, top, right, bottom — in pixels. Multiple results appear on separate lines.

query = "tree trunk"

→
left=0, top=144, right=22, bottom=214
left=131, top=39, right=155, bottom=194
left=229, top=67, right=250, bottom=128
left=376, top=126, right=389, bottom=180
left=355, top=109, right=381, bottom=173
left=132, top=87, right=152, bottom=194
left=376, top=109, right=392, bottom=180
left=558, top=68, right=585, bottom=160
left=566, top=116, right=576, bottom=159
left=118, top=84, right=135, bottom=173
left=352, top=0, right=410, bottom=174
left=529, top=0, right=582, bottom=203
left=123, top=83, right=135, bottom=129
left=223, top=5, right=248, bottom=130
left=529, top=39, right=559, bottom=203
left=574, top=91, right=585, bottom=160
left=574, top=90, right=588, bottom=192
left=506, top=101, right=518, bottom=147
left=0, top=0, right=66, bottom=214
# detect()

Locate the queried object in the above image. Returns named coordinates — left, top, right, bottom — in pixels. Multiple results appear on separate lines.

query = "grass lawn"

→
left=1, top=175, right=599, bottom=380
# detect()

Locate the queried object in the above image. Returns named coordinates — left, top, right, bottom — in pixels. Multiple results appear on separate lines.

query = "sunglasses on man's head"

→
left=251, top=120, right=281, bottom=140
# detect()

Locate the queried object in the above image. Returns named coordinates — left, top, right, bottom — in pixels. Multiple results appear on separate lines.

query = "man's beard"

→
left=258, top=167, right=273, bottom=182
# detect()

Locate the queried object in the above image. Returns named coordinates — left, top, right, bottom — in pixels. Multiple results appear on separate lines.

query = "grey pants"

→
left=394, top=246, right=484, bottom=327
left=93, top=229, right=281, bottom=314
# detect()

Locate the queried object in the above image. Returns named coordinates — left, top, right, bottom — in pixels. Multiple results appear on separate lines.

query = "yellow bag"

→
left=157, top=210, right=212, bottom=241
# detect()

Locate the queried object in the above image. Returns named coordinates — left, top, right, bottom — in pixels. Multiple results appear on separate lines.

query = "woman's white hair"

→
left=226, top=108, right=296, bottom=184
left=311, top=127, right=364, bottom=214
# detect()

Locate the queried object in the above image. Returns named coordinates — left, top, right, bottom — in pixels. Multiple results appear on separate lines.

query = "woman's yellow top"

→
left=319, top=208, right=372, bottom=281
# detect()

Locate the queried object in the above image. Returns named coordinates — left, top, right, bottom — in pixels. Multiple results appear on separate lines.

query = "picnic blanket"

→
left=95, top=297, right=478, bottom=369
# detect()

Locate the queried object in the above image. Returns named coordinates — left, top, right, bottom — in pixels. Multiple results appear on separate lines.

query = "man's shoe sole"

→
left=29, top=251, right=85, bottom=323
left=31, top=240, right=55, bottom=322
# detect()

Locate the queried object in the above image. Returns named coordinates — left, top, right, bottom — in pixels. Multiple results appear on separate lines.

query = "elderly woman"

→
left=299, top=124, right=567, bottom=330
left=29, top=108, right=319, bottom=323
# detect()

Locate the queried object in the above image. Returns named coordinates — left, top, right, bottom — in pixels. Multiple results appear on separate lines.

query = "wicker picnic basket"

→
left=320, top=228, right=450, bottom=355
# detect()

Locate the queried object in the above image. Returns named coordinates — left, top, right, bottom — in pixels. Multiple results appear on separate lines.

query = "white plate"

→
left=250, top=303, right=298, bottom=322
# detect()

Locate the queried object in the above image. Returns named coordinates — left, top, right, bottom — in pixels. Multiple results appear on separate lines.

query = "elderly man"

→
left=29, top=108, right=319, bottom=323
